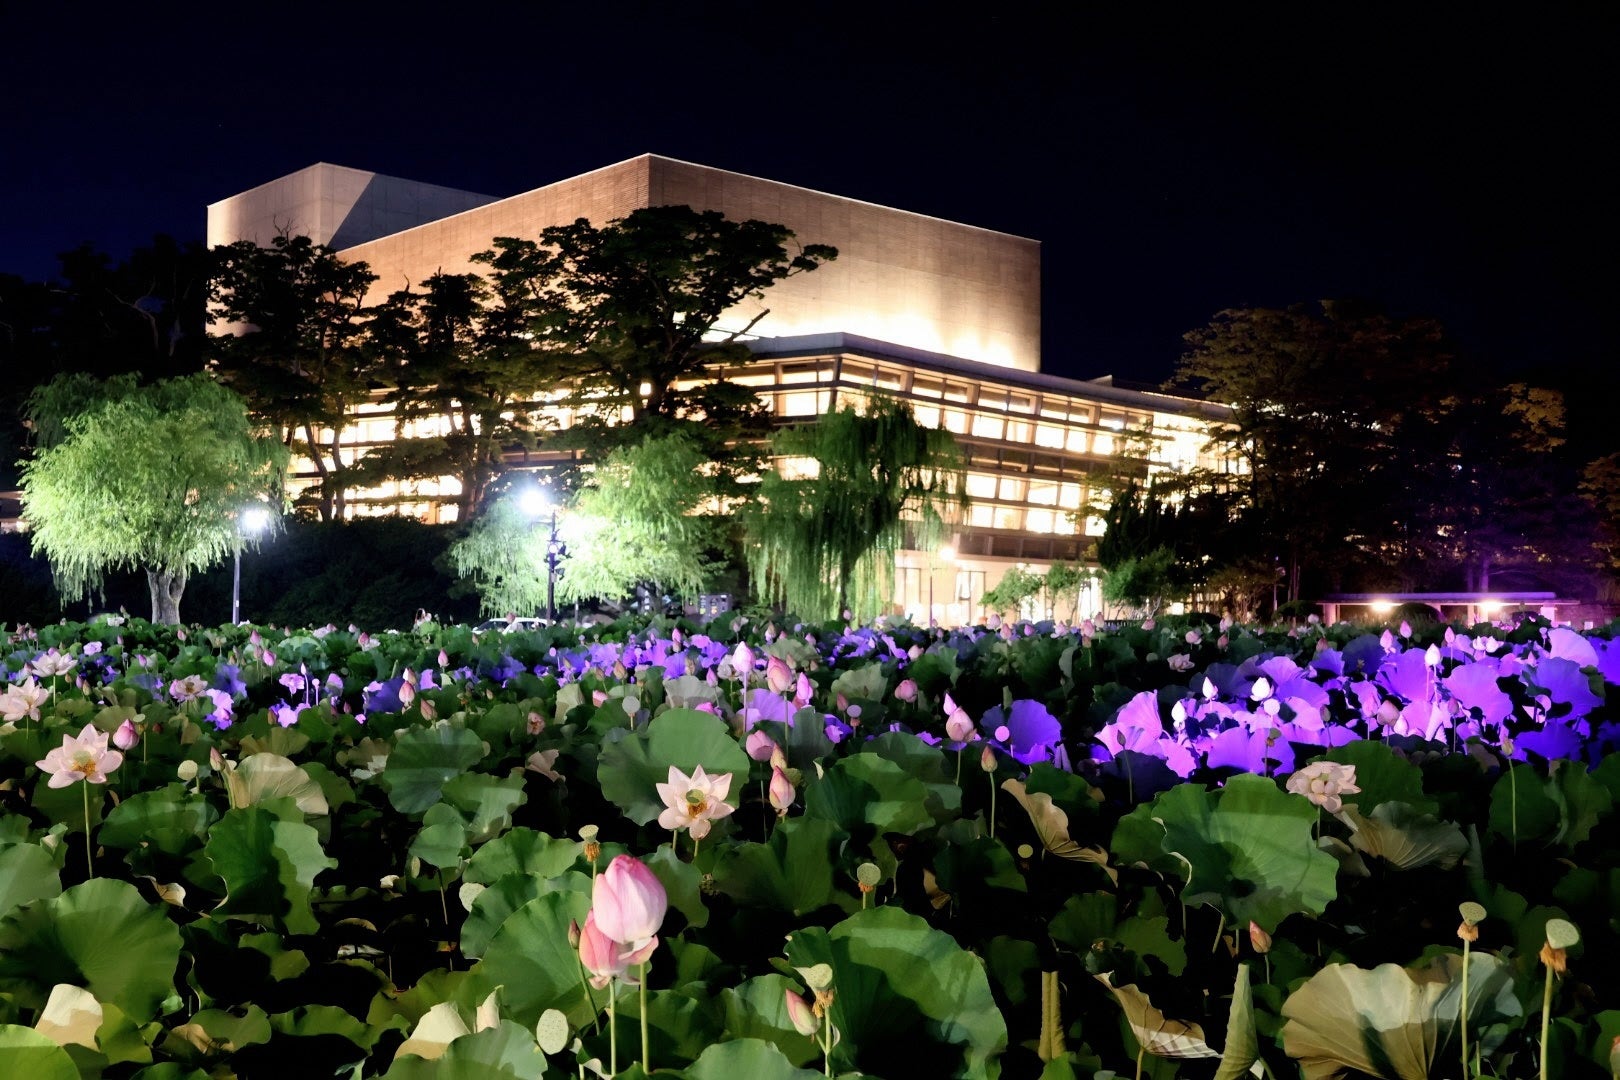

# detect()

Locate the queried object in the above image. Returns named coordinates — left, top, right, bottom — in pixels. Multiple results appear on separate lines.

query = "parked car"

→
left=472, top=616, right=547, bottom=633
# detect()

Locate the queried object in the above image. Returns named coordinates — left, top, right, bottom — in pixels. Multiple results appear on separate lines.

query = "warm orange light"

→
left=1368, top=600, right=1395, bottom=615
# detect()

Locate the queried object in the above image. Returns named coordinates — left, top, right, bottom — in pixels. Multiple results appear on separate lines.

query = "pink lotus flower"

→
left=592, top=855, right=668, bottom=948
left=0, top=677, right=50, bottom=723
left=785, top=988, right=820, bottom=1036
left=894, top=679, right=918, bottom=703
left=656, top=764, right=736, bottom=840
left=578, top=910, right=654, bottom=988
left=746, top=730, right=778, bottom=762
left=36, top=723, right=124, bottom=787
left=1285, top=761, right=1360, bottom=813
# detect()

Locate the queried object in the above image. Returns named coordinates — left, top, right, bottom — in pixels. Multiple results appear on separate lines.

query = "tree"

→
left=472, top=205, right=836, bottom=429
left=981, top=565, right=1046, bottom=622
left=555, top=433, right=726, bottom=606
left=208, top=234, right=378, bottom=521
left=745, top=396, right=965, bottom=620
left=1101, top=547, right=1177, bottom=618
left=360, top=272, right=560, bottom=518
left=20, top=374, right=288, bottom=624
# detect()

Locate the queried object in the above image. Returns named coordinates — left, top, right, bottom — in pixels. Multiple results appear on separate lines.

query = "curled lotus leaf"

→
left=1094, top=972, right=1220, bottom=1060
left=1335, top=801, right=1468, bottom=871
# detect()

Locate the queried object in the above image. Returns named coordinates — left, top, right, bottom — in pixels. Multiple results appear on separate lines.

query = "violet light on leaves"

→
left=36, top=723, right=124, bottom=787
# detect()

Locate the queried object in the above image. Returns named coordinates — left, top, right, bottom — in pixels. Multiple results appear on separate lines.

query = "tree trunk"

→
left=146, top=567, right=187, bottom=625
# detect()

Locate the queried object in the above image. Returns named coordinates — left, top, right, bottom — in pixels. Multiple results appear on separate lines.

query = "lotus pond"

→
left=1, top=612, right=1618, bottom=1079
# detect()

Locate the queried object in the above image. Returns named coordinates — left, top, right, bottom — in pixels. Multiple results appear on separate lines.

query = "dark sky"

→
left=5, top=4, right=1611, bottom=385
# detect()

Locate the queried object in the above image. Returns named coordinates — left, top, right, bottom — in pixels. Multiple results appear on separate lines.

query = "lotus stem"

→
left=988, top=770, right=997, bottom=836
left=1212, top=910, right=1225, bottom=955
left=1458, top=936, right=1473, bottom=1079
left=639, top=960, right=650, bottom=1074
left=1539, top=963, right=1553, bottom=1080
left=608, top=983, right=617, bottom=1076
left=1509, top=758, right=1519, bottom=853
left=570, top=954, right=601, bottom=1035
left=822, top=1018, right=833, bottom=1077
left=82, top=781, right=93, bottom=878
left=1135, top=1041, right=1145, bottom=1080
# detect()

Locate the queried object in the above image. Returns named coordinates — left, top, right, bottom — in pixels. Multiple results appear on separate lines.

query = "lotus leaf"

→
left=596, top=707, right=749, bottom=825
left=382, top=724, right=487, bottom=814
left=204, top=807, right=337, bottom=935
left=1336, top=801, right=1468, bottom=870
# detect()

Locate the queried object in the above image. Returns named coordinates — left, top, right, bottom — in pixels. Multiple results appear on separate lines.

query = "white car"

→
left=472, top=617, right=547, bottom=633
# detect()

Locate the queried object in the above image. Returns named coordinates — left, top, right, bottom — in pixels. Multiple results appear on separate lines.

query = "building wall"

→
left=251, top=155, right=1041, bottom=372
left=206, top=163, right=499, bottom=252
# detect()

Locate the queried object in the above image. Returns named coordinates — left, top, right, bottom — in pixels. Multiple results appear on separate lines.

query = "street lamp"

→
left=232, top=505, right=272, bottom=625
left=518, top=486, right=564, bottom=623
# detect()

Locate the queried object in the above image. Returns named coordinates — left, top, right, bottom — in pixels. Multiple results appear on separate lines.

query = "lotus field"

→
left=1, top=612, right=1618, bottom=1079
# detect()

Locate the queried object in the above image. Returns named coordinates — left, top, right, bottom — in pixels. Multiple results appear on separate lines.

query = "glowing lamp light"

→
left=1368, top=600, right=1395, bottom=615
left=1479, top=600, right=1504, bottom=615
left=239, top=505, right=273, bottom=537
left=517, top=487, right=551, bottom=520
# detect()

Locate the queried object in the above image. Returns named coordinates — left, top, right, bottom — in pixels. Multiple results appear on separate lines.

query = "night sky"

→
left=6, top=5, right=1611, bottom=386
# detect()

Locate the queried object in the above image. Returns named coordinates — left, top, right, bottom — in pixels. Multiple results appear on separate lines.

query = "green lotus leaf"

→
left=0, top=842, right=61, bottom=921
left=441, top=771, right=528, bottom=843
left=229, top=753, right=328, bottom=816
left=464, top=827, right=582, bottom=885
left=383, top=723, right=487, bottom=814
left=829, top=661, right=887, bottom=703
left=1320, top=739, right=1437, bottom=816
left=784, top=906, right=1007, bottom=1079
left=0, top=1025, right=77, bottom=1080
left=1280, top=953, right=1521, bottom=1079
left=409, top=803, right=471, bottom=870
left=384, top=1019, right=543, bottom=1080
left=803, top=752, right=935, bottom=836
left=268, top=1003, right=375, bottom=1048
left=712, top=816, right=843, bottom=916
left=1547, top=759, right=1613, bottom=848
left=460, top=874, right=547, bottom=960
left=686, top=1037, right=825, bottom=1080
left=99, top=784, right=218, bottom=857
left=1153, top=772, right=1338, bottom=932
left=634, top=986, right=724, bottom=1065
left=129, top=1061, right=211, bottom=1080
left=205, top=807, right=337, bottom=935
left=718, top=974, right=821, bottom=1066
left=466, top=890, right=594, bottom=1029
left=1488, top=766, right=1559, bottom=844
left=596, top=707, right=750, bottom=825
left=1336, top=801, right=1469, bottom=870
left=0, top=879, right=182, bottom=1022
left=237, top=726, right=310, bottom=759
left=645, top=844, right=709, bottom=929
left=1214, top=963, right=1258, bottom=1080
left=166, top=1005, right=272, bottom=1056
left=864, top=732, right=962, bottom=819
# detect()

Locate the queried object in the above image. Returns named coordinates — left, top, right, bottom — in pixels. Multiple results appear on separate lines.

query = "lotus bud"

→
left=793, top=671, right=814, bottom=709
left=568, top=918, right=582, bottom=949
left=1141, top=617, right=1155, bottom=630
left=592, top=690, right=609, bottom=707
left=946, top=711, right=976, bottom=743
left=784, top=989, right=820, bottom=1036
left=592, top=855, right=668, bottom=945
left=1202, top=676, right=1218, bottom=700
left=113, top=718, right=140, bottom=751
left=1376, top=698, right=1400, bottom=726
left=1251, top=676, right=1272, bottom=701
left=209, top=747, right=225, bottom=770
left=730, top=642, right=755, bottom=674
left=768, top=766, right=795, bottom=815
left=769, top=746, right=787, bottom=771
left=527, top=712, right=546, bottom=736
left=419, top=698, right=437, bottom=721
left=765, top=655, right=794, bottom=694
left=894, top=679, right=918, bottom=703
left=1399, top=620, right=1412, bottom=639
left=1248, top=921, right=1272, bottom=954
left=438, top=649, right=449, bottom=667
left=746, top=730, right=778, bottom=762
left=980, top=745, right=997, bottom=772
left=1424, top=644, right=1440, bottom=667
left=908, top=644, right=923, bottom=661
left=1185, top=630, right=1201, bottom=645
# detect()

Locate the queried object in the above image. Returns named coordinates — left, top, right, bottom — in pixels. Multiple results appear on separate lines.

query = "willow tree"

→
left=746, top=396, right=964, bottom=621
left=20, top=373, right=288, bottom=624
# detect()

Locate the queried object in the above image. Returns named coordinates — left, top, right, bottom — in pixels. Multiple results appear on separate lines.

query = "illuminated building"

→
left=209, top=156, right=1234, bottom=621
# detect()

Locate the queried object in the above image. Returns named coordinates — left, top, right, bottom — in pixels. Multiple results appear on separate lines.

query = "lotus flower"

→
left=36, top=723, right=124, bottom=787
left=578, top=911, right=638, bottom=988
left=655, top=764, right=736, bottom=840
left=765, top=655, right=794, bottom=694
left=0, top=677, right=50, bottom=723
left=768, top=766, right=795, bottom=815
left=592, top=854, right=667, bottom=951
left=1285, top=761, right=1360, bottom=813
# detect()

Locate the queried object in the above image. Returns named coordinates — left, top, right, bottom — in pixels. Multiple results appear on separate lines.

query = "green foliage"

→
left=473, top=206, right=835, bottom=428
left=746, top=395, right=965, bottom=619
left=1101, top=546, right=1177, bottom=617
left=981, top=565, right=1045, bottom=619
left=20, top=373, right=288, bottom=623
left=595, top=707, right=749, bottom=826
left=556, top=432, right=726, bottom=605
left=209, top=234, right=378, bottom=523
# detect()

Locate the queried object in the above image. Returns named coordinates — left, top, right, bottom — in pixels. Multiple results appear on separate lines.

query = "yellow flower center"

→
left=685, top=790, right=710, bottom=815
left=70, top=750, right=98, bottom=776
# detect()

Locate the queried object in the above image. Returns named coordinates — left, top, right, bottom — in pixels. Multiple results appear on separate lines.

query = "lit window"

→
left=1035, top=425, right=1064, bottom=448
left=972, top=414, right=1004, bottom=439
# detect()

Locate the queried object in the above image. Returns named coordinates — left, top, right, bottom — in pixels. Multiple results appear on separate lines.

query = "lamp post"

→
left=519, top=486, right=565, bottom=623
left=232, top=505, right=273, bottom=625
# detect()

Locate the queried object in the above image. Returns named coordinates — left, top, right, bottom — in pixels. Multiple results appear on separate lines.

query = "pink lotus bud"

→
left=746, top=730, right=778, bottom=762
left=793, top=671, right=814, bottom=709
left=262, top=650, right=276, bottom=666
left=1249, top=921, right=1272, bottom=954
left=419, top=698, right=437, bottom=721
left=980, top=744, right=998, bottom=772
left=894, top=679, right=918, bottom=703
left=1399, top=621, right=1413, bottom=639
left=1424, top=644, right=1440, bottom=667
left=438, top=649, right=449, bottom=667
left=1142, top=618, right=1155, bottom=630
left=578, top=911, right=629, bottom=988
left=209, top=747, right=225, bottom=770
left=113, top=718, right=140, bottom=751
left=398, top=681, right=416, bottom=708
left=730, top=642, right=755, bottom=674
left=1376, top=699, right=1400, bottom=726
left=765, top=655, right=794, bottom=694
left=768, top=766, right=795, bottom=814
left=785, top=989, right=820, bottom=1036
left=592, top=855, right=668, bottom=945
left=568, top=919, right=582, bottom=949
left=946, top=710, right=976, bottom=743
left=593, top=690, right=610, bottom=707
